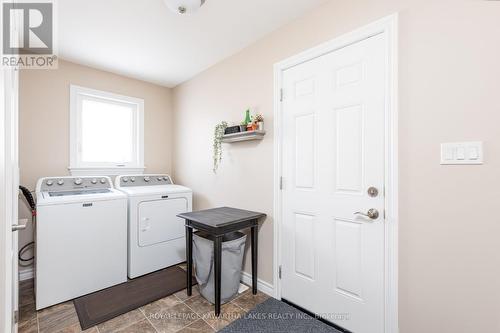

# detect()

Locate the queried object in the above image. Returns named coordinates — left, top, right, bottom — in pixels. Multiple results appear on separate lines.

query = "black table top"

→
left=177, top=207, right=266, bottom=228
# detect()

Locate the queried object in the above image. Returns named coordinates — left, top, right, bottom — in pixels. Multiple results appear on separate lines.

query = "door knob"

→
left=354, top=208, right=379, bottom=220
left=12, top=224, right=27, bottom=232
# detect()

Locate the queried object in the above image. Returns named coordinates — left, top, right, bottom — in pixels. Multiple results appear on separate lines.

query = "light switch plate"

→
left=441, top=141, right=483, bottom=165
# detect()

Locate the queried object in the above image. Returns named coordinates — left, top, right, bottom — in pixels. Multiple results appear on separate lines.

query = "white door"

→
left=2, top=5, right=21, bottom=331
left=1, top=66, right=19, bottom=333
left=281, top=33, right=386, bottom=333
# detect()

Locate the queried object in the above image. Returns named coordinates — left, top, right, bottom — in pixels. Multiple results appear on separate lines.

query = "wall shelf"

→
left=222, top=130, right=266, bottom=143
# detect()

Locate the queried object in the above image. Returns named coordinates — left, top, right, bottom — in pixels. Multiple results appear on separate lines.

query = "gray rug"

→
left=220, top=298, right=342, bottom=333
left=74, top=266, right=196, bottom=330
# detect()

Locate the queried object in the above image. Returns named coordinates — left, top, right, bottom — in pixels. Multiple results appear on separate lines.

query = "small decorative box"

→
left=224, top=126, right=241, bottom=135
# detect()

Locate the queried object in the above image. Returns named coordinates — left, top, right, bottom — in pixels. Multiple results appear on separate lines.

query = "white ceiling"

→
left=58, top=0, right=327, bottom=87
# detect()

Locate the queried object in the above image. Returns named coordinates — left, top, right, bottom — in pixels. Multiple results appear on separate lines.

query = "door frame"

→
left=1, top=66, right=19, bottom=332
left=273, top=14, right=399, bottom=333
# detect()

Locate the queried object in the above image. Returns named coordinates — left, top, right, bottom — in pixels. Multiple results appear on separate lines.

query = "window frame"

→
left=69, top=85, right=145, bottom=176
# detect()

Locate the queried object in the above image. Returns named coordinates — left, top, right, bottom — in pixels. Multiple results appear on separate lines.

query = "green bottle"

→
left=244, top=109, right=252, bottom=125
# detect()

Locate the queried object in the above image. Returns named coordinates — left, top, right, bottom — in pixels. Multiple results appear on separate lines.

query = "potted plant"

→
left=213, top=121, right=228, bottom=173
left=247, top=116, right=256, bottom=131
left=254, top=114, right=264, bottom=131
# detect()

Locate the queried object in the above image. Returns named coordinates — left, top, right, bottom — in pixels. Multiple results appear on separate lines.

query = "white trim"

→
left=17, top=267, right=277, bottom=295
left=18, top=267, right=34, bottom=282
left=69, top=85, right=145, bottom=175
left=383, top=14, right=399, bottom=333
left=0, top=63, right=12, bottom=333
left=1, top=66, right=19, bottom=332
left=240, top=271, right=274, bottom=297
left=68, top=166, right=145, bottom=177
left=273, top=14, right=399, bottom=333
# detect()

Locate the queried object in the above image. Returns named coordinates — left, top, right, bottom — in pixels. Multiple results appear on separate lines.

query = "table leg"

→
left=251, top=224, right=258, bottom=295
left=214, top=235, right=222, bottom=317
left=185, top=225, right=193, bottom=296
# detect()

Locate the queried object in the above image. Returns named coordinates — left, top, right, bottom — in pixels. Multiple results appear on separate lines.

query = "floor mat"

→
left=73, top=266, right=196, bottom=330
left=219, top=297, right=343, bottom=333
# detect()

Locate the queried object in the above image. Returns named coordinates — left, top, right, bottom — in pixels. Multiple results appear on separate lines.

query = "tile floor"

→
left=18, top=279, right=269, bottom=333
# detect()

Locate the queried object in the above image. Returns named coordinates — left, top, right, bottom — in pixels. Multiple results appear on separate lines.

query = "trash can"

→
left=193, top=231, right=247, bottom=304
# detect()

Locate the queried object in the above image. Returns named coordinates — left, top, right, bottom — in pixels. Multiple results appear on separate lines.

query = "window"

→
left=69, top=85, right=144, bottom=175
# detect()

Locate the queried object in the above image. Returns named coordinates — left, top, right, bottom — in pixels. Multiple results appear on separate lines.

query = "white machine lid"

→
left=117, top=184, right=192, bottom=197
left=115, top=174, right=192, bottom=197
left=36, top=176, right=126, bottom=206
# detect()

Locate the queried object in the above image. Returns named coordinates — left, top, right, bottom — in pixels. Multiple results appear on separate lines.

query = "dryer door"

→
left=137, top=197, right=187, bottom=247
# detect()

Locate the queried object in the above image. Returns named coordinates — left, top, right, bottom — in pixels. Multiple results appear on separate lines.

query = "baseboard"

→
left=19, top=266, right=274, bottom=295
left=240, top=271, right=274, bottom=297
left=19, top=266, right=34, bottom=281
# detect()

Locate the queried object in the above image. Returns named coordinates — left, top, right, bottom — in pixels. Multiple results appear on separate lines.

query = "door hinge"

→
left=14, top=310, right=18, bottom=324
left=278, top=265, right=282, bottom=279
left=280, top=89, right=283, bottom=102
left=279, top=177, right=284, bottom=190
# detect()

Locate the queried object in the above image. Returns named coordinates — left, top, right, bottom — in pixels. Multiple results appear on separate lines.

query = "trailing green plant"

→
left=213, top=121, right=228, bottom=173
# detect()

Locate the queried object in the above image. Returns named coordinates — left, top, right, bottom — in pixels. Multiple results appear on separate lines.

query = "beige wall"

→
left=18, top=59, right=173, bottom=268
left=172, top=1, right=500, bottom=332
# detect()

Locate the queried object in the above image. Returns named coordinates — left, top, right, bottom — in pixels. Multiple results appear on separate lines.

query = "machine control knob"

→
left=163, top=176, right=169, bottom=182
left=123, top=177, right=129, bottom=183
left=74, top=178, right=83, bottom=185
left=157, top=177, right=163, bottom=181
left=91, top=178, right=97, bottom=184
left=57, top=179, right=64, bottom=185
left=144, top=176, right=150, bottom=182
left=130, top=177, right=135, bottom=182
left=100, top=178, right=107, bottom=184
left=46, top=180, right=54, bottom=186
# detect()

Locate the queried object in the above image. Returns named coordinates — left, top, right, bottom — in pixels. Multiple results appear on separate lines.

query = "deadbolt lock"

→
left=367, top=186, right=379, bottom=197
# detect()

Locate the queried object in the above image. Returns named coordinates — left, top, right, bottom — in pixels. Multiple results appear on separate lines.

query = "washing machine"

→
left=115, top=174, right=192, bottom=278
left=35, top=176, right=128, bottom=310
